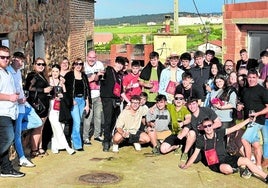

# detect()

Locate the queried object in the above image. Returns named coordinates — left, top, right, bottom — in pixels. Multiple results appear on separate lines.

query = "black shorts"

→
left=163, top=134, right=185, bottom=146
left=128, top=130, right=142, bottom=144
left=209, top=155, right=240, bottom=173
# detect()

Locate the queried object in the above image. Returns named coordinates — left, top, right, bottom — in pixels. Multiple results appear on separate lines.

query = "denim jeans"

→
left=83, top=96, right=103, bottom=140
left=0, top=116, right=15, bottom=171
left=262, top=119, right=268, bottom=159
left=71, top=97, right=85, bottom=149
left=15, top=105, right=42, bottom=159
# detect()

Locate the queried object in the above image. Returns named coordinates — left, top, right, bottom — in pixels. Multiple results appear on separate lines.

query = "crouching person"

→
left=180, top=118, right=268, bottom=184
left=112, top=95, right=150, bottom=152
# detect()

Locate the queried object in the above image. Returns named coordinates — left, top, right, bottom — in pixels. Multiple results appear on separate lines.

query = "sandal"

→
left=30, top=150, right=42, bottom=158
left=39, top=148, right=49, bottom=156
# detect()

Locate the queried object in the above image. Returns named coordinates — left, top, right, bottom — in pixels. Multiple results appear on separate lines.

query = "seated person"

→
left=160, top=94, right=191, bottom=154
left=180, top=97, right=221, bottom=162
left=180, top=118, right=268, bottom=185
left=112, top=95, right=150, bottom=152
left=146, top=94, right=171, bottom=155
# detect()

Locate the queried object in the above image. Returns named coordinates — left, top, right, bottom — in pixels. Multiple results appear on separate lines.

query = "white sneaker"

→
left=133, top=143, right=141, bottom=151
left=112, top=144, right=119, bottom=153
left=19, top=158, right=35, bottom=168
left=66, top=148, right=76, bottom=155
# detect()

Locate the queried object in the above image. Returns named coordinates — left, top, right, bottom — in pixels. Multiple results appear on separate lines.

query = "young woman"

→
left=203, top=62, right=224, bottom=107
left=64, top=58, right=91, bottom=151
left=25, top=58, right=52, bottom=157
left=48, top=64, right=75, bottom=155
left=210, top=74, right=237, bottom=129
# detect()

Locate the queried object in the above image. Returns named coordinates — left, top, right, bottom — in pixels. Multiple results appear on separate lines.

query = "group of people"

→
left=1, top=45, right=268, bottom=184
left=109, top=48, right=268, bottom=184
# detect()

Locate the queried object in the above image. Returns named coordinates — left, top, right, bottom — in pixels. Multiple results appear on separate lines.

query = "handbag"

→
left=204, top=134, right=219, bottom=166
left=149, top=80, right=159, bottom=93
left=113, top=82, right=121, bottom=97
left=53, top=99, right=61, bottom=111
left=32, top=91, right=46, bottom=114
left=112, top=70, right=121, bottom=97
left=165, top=81, right=176, bottom=95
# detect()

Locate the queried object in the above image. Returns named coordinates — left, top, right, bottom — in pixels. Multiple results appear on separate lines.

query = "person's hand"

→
left=17, top=98, right=26, bottom=104
left=237, top=103, right=244, bottom=111
left=59, top=77, right=66, bottom=84
left=205, top=85, right=211, bottom=92
left=9, top=94, right=19, bottom=102
left=44, top=86, right=53, bottom=93
left=179, top=163, right=188, bottom=169
left=84, top=105, right=90, bottom=114
left=122, top=131, right=129, bottom=138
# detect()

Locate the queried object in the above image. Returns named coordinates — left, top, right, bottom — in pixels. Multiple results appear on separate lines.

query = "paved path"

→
left=0, top=140, right=266, bottom=188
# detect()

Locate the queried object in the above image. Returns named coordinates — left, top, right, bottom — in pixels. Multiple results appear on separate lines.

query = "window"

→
left=0, top=34, right=9, bottom=47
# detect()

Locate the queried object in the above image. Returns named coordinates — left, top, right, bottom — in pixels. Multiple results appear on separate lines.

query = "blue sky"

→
left=95, top=0, right=263, bottom=19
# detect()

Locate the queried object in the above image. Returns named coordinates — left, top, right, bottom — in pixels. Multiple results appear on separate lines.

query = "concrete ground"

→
left=0, top=140, right=267, bottom=188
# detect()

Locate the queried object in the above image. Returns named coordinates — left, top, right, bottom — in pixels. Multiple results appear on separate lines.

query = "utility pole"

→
left=173, top=0, right=179, bottom=34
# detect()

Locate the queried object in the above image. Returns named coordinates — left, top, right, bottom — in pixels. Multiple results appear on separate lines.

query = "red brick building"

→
left=223, top=1, right=268, bottom=63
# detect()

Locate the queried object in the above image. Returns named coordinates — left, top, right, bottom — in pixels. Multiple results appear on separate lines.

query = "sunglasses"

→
left=36, top=63, right=46, bottom=66
left=203, top=124, right=212, bottom=129
left=74, top=62, right=83, bottom=66
left=174, top=97, right=184, bottom=101
left=0, top=55, right=10, bottom=60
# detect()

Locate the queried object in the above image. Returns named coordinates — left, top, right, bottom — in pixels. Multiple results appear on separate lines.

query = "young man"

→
left=100, top=56, right=125, bottom=152
left=179, top=52, right=192, bottom=72
left=180, top=97, right=222, bottom=162
left=139, top=51, right=165, bottom=107
left=121, top=60, right=142, bottom=106
left=175, top=71, right=204, bottom=105
left=189, top=51, right=210, bottom=103
left=238, top=69, right=268, bottom=177
left=160, top=93, right=191, bottom=154
left=159, top=52, right=184, bottom=103
left=236, top=49, right=258, bottom=72
left=180, top=118, right=268, bottom=185
left=0, top=46, right=25, bottom=177
left=146, top=94, right=171, bottom=155
left=112, top=95, right=150, bottom=152
left=7, top=52, right=42, bottom=167
left=259, top=50, right=268, bottom=80
left=83, top=50, right=105, bottom=145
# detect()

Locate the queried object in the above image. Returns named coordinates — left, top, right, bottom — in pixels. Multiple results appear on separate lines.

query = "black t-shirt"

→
left=175, top=84, right=204, bottom=101
left=236, top=58, right=258, bottom=72
left=241, top=84, right=268, bottom=125
left=196, top=128, right=228, bottom=162
left=100, top=66, right=123, bottom=99
left=189, top=107, right=218, bottom=132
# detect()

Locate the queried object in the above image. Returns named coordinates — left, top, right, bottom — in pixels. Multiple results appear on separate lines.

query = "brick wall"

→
left=223, top=1, right=268, bottom=63
left=109, top=44, right=154, bottom=67
left=69, top=0, right=95, bottom=62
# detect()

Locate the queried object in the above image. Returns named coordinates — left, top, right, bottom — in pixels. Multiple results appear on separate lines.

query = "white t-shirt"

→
left=84, top=60, right=104, bottom=98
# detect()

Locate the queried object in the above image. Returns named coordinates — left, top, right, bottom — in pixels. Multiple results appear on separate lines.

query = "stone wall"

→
left=0, top=0, right=94, bottom=70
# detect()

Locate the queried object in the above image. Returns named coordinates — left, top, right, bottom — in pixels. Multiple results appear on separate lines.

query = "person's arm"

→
left=181, top=114, right=191, bottom=127
left=212, top=117, right=222, bottom=129
left=254, top=104, right=268, bottom=118
left=226, top=118, right=250, bottom=135
left=121, top=92, right=130, bottom=105
left=0, top=93, right=18, bottom=102
left=180, top=148, right=201, bottom=169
